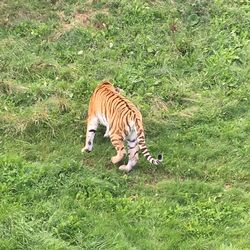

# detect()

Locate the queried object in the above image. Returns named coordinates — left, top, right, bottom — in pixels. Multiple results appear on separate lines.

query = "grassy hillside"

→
left=0, top=0, right=249, bottom=249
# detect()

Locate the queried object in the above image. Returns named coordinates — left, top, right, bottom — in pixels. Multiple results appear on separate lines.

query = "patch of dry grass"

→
left=50, top=6, right=110, bottom=40
left=0, top=95, right=70, bottom=135
left=0, top=0, right=52, bottom=25
left=0, top=81, right=28, bottom=95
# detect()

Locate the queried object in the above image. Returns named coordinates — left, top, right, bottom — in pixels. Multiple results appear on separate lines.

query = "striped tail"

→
left=135, top=118, right=163, bottom=165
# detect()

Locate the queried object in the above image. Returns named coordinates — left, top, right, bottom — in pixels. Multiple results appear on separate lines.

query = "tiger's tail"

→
left=135, top=116, right=163, bottom=165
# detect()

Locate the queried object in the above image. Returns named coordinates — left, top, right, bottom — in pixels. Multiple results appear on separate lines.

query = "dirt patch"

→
left=51, top=8, right=109, bottom=40
left=74, top=8, right=109, bottom=28
left=75, top=12, right=91, bottom=25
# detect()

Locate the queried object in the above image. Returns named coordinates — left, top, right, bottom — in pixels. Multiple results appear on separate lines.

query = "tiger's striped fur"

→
left=81, top=80, right=163, bottom=172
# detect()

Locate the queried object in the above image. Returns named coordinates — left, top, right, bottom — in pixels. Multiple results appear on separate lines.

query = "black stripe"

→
left=126, top=116, right=131, bottom=131
left=132, top=150, right=139, bottom=158
left=119, top=108, right=128, bottom=120
left=102, top=81, right=111, bottom=85
left=146, top=155, right=151, bottom=160
left=99, top=88, right=108, bottom=95
left=138, top=135, right=144, bottom=139
left=115, top=100, right=126, bottom=109
left=128, top=145, right=136, bottom=149
left=107, top=94, right=115, bottom=100
left=125, top=115, right=129, bottom=125
left=115, top=98, right=131, bottom=110
left=115, top=99, right=123, bottom=105
left=104, top=89, right=114, bottom=97
left=125, top=103, right=131, bottom=110
left=137, top=129, right=143, bottom=137
left=109, top=95, right=120, bottom=105
left=128, top=138, right=136, bottom=143
left=96, top=87, right=110, bottom=96
left=94, top=87, right=103, bottom=94
left=106, top=92, right=115, bottom=99
left=104, top=105, right=107, bottom=119
left=89, top=129, right=96, bottom=133
left=120, top=147, right=124, bottom=151
left=121, top=110, right=130, bottom=119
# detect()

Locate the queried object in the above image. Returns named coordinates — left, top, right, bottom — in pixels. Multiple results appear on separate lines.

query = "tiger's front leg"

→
left=81, top=116, right=98, bottom=153
left=110, top=133, right=126, bottom=164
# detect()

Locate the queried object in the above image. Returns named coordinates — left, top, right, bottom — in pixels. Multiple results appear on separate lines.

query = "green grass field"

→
left=1, top=0, right=250, bottom=249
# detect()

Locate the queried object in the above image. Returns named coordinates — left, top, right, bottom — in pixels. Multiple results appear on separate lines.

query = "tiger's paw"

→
left=119, top=165, right=132, bottom=172
left=111, top=156, right=120, bottom=164
left=81, top=147, right=91, bottom=153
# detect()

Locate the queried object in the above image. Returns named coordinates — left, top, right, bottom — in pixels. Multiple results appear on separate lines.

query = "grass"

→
left=0, top=0, right=250, bottom=249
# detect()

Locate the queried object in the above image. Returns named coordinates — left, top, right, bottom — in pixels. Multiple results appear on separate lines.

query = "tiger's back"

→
left=82, top=80, right=163, bottom=172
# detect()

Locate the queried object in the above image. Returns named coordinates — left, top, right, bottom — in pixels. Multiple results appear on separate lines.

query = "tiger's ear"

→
left=115, top=87, right=121, bottom=93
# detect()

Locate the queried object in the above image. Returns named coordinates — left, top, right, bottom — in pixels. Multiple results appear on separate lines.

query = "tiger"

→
left=81, top=80, right=163, bottom=172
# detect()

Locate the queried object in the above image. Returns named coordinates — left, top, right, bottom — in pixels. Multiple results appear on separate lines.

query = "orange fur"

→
left=81, top=80, right=163, bottom=172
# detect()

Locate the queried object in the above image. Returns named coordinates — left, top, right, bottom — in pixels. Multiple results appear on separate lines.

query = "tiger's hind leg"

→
left=81, top=116, right=98, bottom=153
left=119, top=137, right=139, bottom=172
left=110, top=133, right=126, bottom=164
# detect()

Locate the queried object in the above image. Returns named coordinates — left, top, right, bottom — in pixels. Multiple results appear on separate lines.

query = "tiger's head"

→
left=99, top=80, right=121, bottom=93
